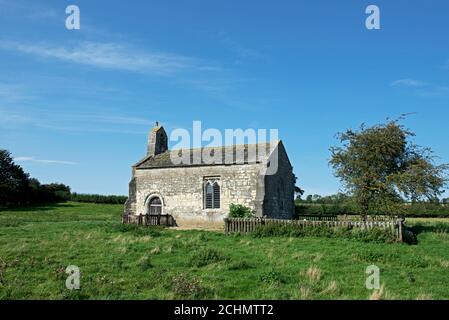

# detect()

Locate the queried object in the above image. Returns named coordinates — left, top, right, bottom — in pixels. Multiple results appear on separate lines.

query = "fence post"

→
left=397, top=218, right=404, bottom=242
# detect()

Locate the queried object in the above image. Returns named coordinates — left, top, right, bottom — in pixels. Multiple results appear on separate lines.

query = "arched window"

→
left=204, top=178, right=220, bottom=209
left=213, top=182, right=220, bottom=208
left=205, top=182, right=213, bottom=208
left=149, top=197, right=162, bottom=214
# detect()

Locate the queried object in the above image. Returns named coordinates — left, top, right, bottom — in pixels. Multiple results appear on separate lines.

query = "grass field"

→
left=1, top=202, right=448, bottom=300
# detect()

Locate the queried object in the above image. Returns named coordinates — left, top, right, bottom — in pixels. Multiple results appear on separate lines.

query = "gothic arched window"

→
left=204, top=178, right=220, bottom=209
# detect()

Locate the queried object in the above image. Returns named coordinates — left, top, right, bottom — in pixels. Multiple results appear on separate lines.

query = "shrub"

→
left=189, top=248, right=226, bottom=267
left=229, top=204, right=254, bottom=218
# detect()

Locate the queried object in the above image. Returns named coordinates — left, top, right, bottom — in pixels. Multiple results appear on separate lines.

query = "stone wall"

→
left=131, top=163, right=264, bottom=227
left=263, top=142, right=295, bottom=219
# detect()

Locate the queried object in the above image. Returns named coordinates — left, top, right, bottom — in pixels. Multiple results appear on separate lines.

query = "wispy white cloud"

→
left=218, top=32, right=262, bottom=59
left=80, top=114, right=153, bottom=126
left=0, top=41, right=220, bottom=75
left=0, top=107, right=154, bottom=134
left=416, top=85, right=449, bottom=97
left=391, top=79, right=428, bottom=87
left=14, top=157, right=78, bottom=165
left=391, top=78, right=449, bottom=97
left=182, top=77, right=254, bottom=93
left=0, top=83, right=35, bottom=103
left=0, top=0, right=59, bottom=21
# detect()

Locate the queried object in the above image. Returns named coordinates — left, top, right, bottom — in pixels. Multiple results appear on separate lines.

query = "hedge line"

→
left=295, top=203, right=449, bottom=218
left=70, top=193, right=127, bottom=204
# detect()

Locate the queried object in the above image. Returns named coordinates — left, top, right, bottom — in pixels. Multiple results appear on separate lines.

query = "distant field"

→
left=0, top=202, right=448, bottom=300
left=407, top=217, right=449, bottom=223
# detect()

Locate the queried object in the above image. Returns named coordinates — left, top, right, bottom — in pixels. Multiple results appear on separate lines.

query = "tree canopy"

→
left=0, top=149, right=71, bottom=207
left=330, top=120, right=448, bottom=214
left=0, top=150, right=30, bottom=206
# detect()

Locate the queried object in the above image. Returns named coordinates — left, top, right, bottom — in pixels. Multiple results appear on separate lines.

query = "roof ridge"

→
left=169, top=140, right=279, bottom=153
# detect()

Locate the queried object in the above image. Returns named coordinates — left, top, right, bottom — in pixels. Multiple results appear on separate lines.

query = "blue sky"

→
left=1, top=0, right=448, bottom=196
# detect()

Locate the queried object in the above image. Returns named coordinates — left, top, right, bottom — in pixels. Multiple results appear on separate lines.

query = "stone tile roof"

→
left=135, top=141, right=279, bottom=169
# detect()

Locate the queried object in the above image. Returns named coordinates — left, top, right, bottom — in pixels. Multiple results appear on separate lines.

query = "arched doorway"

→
left=148, top=197, right=162, bottom=215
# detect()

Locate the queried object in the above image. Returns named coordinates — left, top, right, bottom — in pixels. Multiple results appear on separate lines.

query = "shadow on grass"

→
left=0, top=202, right=77, bottom=212
left=408, top=222, right=449, bottom=235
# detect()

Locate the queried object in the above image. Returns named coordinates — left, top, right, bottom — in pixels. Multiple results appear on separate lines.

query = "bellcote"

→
left=147, top=121, right=168, bottom=157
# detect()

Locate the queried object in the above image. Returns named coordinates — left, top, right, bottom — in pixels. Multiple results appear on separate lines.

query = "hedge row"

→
left=295, top=203, right=449, bottom=218
left=70, top=193, right=128, bottom=204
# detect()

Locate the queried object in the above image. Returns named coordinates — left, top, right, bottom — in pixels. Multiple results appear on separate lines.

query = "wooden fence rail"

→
left=297, top=215, right=338, bottom=221
left=296, top=215, right=401, bottom=222
left=337, top=215, right=402, bottom=222
left=122, top=213, right=175, bottom=227
left=224, top=217, right=405, bottom=241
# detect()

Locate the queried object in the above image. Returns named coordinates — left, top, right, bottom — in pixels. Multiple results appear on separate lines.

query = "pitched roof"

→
left=135, top=141, right=280, bottom=169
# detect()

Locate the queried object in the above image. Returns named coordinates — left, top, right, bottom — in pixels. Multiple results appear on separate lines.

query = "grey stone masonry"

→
left=147, top=122, right=168, bottom=157
left=124, top=123, right=295, bottom=228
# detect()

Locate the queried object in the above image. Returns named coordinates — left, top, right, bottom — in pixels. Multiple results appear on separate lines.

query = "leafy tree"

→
left=0, top=149, right=73, bottom=206
left=330, top=120, right=448, bottom=215
left=293, top=175, right=304, bottom=200
left=0, top=149, right=30, bottom=206
left=294, top=186, right=304, bottom=199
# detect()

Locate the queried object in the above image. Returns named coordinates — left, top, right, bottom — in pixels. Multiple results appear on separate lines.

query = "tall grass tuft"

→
left=304, top=266, right=321, bottom=282
left=172, top=273, right=205, bottom=299
left=189, top=248, right=226, bottom=267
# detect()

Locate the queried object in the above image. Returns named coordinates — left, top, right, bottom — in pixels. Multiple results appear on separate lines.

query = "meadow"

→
left=0, top=202, right=448, bottom=300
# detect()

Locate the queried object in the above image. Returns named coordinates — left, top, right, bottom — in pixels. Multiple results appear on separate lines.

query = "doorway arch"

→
left=148, top=197, right=162, bottom=214
left=144, top=193, right=164, bottom=215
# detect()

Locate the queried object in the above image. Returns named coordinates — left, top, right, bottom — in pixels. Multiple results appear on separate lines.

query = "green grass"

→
left=1, top=202, right=448, bottom=300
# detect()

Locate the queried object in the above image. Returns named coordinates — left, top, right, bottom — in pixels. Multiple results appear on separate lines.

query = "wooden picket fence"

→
left=224, top=217, right=405, bottom=241
left=297, top=215, right=338, bottom=221
left=297, top=214, right=401, bottom=222
left=337, top=215, right=402, bottom=222
left=122, top=213, right=175, bottom=227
